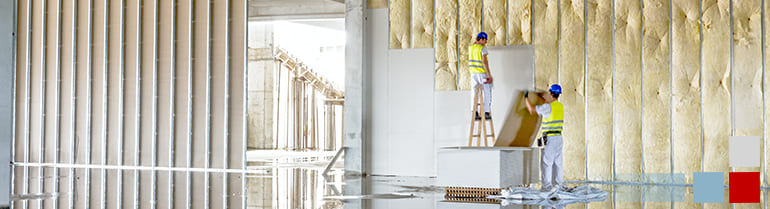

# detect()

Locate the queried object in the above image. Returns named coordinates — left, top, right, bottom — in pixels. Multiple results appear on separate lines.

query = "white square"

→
left=729, top=136, right=761, bottom=168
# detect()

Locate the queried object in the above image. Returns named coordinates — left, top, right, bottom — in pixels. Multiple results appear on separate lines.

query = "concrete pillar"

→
left=247, top=23, right=276, bottom=150
left=344, top=0, right=366, bottom=208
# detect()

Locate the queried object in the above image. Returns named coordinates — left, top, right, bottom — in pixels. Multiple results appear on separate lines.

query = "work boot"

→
left=485, top=112, right=492, bottom=120
left=475, top=112, right=482, bottom=120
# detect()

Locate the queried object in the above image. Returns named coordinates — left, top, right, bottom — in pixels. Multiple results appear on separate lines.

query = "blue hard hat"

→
left=477, top=32, right=488, bottom=40
left=549, top=84, right=562, bottom=94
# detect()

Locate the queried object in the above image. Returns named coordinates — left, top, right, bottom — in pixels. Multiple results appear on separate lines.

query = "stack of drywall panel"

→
left=437, top=147, right=539, bottom=189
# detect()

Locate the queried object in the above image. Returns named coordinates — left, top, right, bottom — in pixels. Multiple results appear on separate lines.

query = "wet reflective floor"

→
left=247, top=151, right=769, bottom=209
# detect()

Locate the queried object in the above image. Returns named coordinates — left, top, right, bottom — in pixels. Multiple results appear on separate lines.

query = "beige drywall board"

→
left=435, top=0, right=458, bottom=90
left=672, top=0, right=702, bottom=184
left=613, top=0, right=643, bottom=182
left=412, top=0, right=435, bottom=48
left=390, top=0, right=411, bottom=48
left=559, top=0, right=586, bottom=181
left=485, top=46, right=535, bottom=147
left=533, top=0, right=558, bottom=90
left=508, top=0, right=532, bottom=45
left=701, top=0, right=731, bottom=183
left=733, top=0, right=763, bottom=183
left=642, top=0, right=672, bottom=175
left=585, top=0, right=613, bottom=181
left=483, top=0, right=506, bottom=46
left=458, top=0, right=482, bottom=90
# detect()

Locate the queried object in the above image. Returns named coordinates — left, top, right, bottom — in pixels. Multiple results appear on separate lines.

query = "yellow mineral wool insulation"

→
left=641, top=0, right=671, bottom=175
left=585, top=0, right=613, bottom=181
left=370, top=0, right=388, bottom=9
left=435, top=0, right=458, bottom=90
left=457, top=0, right=482, bottom=90
left=412, top=0, right=434, bottom=48
left=613, top=0, right=642, bottom=182
left=701, top=0, right=730, bottom=182
left=482, top=0, right=506, bottom=46
left=732, top=0, right=763, bottom=182
left=671, top=0, right=702, bottom=184
left=559, top=0, right=585, bottom=181
left=389, top=0, right=410, bottom=49
left=533, top=0, right=558, bottom=89
left=508, top=0, right=532, bottom=45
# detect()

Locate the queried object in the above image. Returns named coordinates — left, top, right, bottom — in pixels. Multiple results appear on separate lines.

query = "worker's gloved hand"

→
left=484, top=77, right=493, bottom=84
left=524, top=91, right=529, bottom=98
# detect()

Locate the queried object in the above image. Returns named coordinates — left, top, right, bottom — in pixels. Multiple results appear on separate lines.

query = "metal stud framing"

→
left=10, top=0, right=248, bottom=208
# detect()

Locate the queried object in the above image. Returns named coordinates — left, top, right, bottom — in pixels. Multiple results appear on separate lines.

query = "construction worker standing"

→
left=469, top=32, right=493, bottom=120
left=525, top=84, right=564, bottom=191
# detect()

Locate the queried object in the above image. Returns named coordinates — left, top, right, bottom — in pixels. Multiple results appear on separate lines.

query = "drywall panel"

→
left=389, top=0, right=410, bottom=49
left=671, top=0, right=702, bottom=184
left=457, top=0, right=482, bottom=90
left=533, top=0, right=558, bottom=89
left=559, top=0, right=585, bottom=181
left=412, top=0, right=434, bottom=48
left=642, top=0, right=671, bottom=176
left=507, top=0, right=532, bottom=45
left=732, top=0, right=763, bottom=182
left=435, top=0, right=458, bottom=90
left=434, top=91, right=472, bottom=147
left=701, top=0, right=730, bottom=181
left=613, top=0, right=642, bottom=183
left=483, top=0, right=506, bottom=46
left=370, top=0, right=388, bottom=9
left=367, top=9, right=391, bottom=175
left=585, top=0, right=613, bottom=181
left=387, top=49, right=435, bottom=176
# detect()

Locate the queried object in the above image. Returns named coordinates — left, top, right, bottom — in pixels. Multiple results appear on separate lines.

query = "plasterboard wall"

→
left=12, top=0, right=248, bottom=208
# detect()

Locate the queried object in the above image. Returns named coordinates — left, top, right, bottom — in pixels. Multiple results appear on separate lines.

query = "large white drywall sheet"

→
left=434, top=46, right=534, bottom=147
left=368, top=9, right=391, bottom=175
left=387, top=48, right=436, bottom=176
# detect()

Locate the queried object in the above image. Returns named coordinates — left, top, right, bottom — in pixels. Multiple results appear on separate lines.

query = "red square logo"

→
left=729, top=172, right=760, bottom=203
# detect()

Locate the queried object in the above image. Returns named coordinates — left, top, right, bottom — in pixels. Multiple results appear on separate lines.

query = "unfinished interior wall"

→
left=382, top=0, right=770, bottom=185
left=435, top=0, right=458, bottom=90
left=701, top=0, right=730, bottom=184
left=613, top=0, right=642, bottom=183
left=12, top=0, right=248, bottom=208
left=390, top=0, right=411, bottom=48
left=558, top=0, right=585, bottom=181
left=641, top=0, right=672, bottom=191
left=508, top=0, right=532, bottom=45
left=732, top=1, right=763, bottom=196
left=533, top=0, right=559, bottom=89
left=483, top=0, right=506, bottom=46
left=458, top=0, right=482, bottom=90
left=412, top=0, right=434, bottom=48
left=585, top=0, right=614, bottom=182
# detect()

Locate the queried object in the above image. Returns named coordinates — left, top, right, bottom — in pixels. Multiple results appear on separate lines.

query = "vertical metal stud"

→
left=133, top=0, right=142, bottom=208
left=98, top=0, right=108, bottom=206
left=117, top=0, right=126, bottom=207
left=668, top=0, right=674, bottom=188
left=583, top=0, right=588, bottom=183
left=699, top=0, right=705, bottom=177
left=70, top=0, right=80, bottom=208
left=222, top=0, right=230, bottom=207
left=610, top=0, right=616, bottom=183
left=51, top=0, right=63, bottom=208
left=763, top=0, right=768, bottom=188
left=22, top=0, right=31, bottom=208
left=640, top=0, right=646, bottom=186
left=167, top=0, right=176, bottom=208
left=185, top=0, right=193, bottom=206
left=150, top=0, right=159, bottom=208
left=205, top=0, right=213, bottom=207
left=38, top=0, right=48, bottom=208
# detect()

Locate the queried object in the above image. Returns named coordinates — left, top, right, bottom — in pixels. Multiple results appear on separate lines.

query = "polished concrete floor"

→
left=250, top=151, right=768, bottom=209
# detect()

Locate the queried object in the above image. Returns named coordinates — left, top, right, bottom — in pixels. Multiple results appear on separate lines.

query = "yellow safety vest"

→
left=541, top=100, right=564, bottom=137
left=468, top=44, right=486, bottom=74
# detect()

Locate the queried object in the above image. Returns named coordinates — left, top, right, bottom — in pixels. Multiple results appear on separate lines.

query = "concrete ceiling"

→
left=249, top=0, right=345, bottom=21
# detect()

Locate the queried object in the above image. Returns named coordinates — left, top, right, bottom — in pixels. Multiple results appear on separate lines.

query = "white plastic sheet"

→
left=488, top=185, right=608, bottom=207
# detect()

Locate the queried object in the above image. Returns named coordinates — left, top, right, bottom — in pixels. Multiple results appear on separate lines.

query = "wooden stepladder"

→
left=468, top=85, right=495, bottom=146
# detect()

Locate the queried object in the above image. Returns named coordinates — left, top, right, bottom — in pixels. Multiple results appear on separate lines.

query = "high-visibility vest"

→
left=541, top=100, right=564, bottom=137
left=468, top=44, right=486, bottom=73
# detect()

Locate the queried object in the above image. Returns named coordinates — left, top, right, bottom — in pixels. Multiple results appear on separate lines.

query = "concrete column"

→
left=0, top=0, right=13, bottom=206
left=344, top=0, right=366, bottom=208
left=247, top=23, right=276, bottom=150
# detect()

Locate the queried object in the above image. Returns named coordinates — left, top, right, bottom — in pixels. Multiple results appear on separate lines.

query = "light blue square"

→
left=694, top=172, right=724, bottom=203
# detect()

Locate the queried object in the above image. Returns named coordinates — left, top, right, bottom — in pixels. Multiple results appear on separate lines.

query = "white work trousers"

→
left=470, top=73, right=492, bottom=113
left=541, top=135, right=564, bottom=189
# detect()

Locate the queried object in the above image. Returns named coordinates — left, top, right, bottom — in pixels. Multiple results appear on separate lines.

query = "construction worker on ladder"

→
left=469, top=32, right=493, bottom=120
left=525, top=84, right=564, bottom=191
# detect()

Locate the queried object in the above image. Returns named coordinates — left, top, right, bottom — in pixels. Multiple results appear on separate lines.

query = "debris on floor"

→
left=488, top=185, right=608, bottom=207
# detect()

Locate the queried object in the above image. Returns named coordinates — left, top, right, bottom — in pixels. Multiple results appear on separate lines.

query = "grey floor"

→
left=250, top=151, right=770, bottom=209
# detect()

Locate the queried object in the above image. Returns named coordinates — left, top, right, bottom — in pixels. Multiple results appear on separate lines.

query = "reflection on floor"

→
left=247, top=151, right=769, bottom=209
